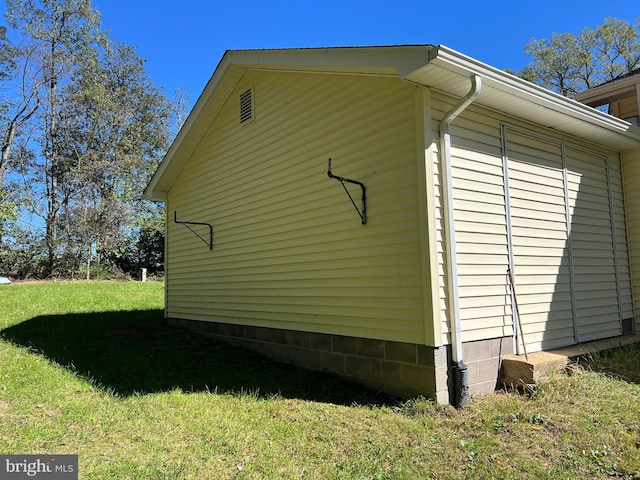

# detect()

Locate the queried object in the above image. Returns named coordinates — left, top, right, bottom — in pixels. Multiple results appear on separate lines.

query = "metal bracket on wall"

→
left=174, top=211, right=213, bottom=250
left=327, top=158, right=367, bottom=225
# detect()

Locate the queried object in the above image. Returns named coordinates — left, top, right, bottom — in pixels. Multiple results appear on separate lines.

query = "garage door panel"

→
left=575, top=307, right=620, bottom=321
left=512, top=227, right=568, bottom=240
left=511, top=209, right=567, bottom=224
left=574, top=287, right=619, bottom=300
left=511, top=237, right=567, bottom=249
left=510, top=196, right=567, bottom=215
left=516, top=291, right=572, bottom=305
left=571, top=249, right=617, bottom=261
left=509, top=182, right=565, bottom=200
left=570, top=211, right=613, bottom=225
left=513, top=257, right=567, bottom=269
left=579, top=325, right=622, bottom=342
left=511, top=264, right=570, bottom=276
left=519, top=311, right=574, bottom=326
left=518, top=330, right=576, bottom=350
left=511, top=215, right=569, bottom=230
left=572, top=264, right=616, bottom=276
left=505, top=128, right=626, bottom=352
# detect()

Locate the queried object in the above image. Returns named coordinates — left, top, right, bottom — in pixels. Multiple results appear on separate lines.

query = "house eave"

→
left=575, top=72, right=640, bottom=107
left=404, top=45, right=640, bottom=152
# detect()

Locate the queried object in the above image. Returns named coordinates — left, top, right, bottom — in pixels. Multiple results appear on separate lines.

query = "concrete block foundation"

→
left=167, top=318, right=514, bottom=403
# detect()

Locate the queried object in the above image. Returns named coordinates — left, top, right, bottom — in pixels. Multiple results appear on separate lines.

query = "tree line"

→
left=0, top=0, right=183, bottom=280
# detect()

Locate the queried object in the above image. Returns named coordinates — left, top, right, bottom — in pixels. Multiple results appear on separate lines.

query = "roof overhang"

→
left=144, top=45, right=640, bottom=201
left=404, top=46, right=640, bottom=152
left=575, top=70, right=640, bottom=107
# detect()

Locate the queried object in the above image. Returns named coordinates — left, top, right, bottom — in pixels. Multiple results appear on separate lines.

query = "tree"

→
left=55, top=41, right=172, bottom=278
left=107, top=203, right=165, bottom=279
left=0, top=25, right=29, bottom=246
left=4, top=0, right=105, bottom=276
left=170, top=87, right=190, bottom=136
left=0, top=1, right=177, bottom=279
left=518, top=17, right=640, bottom=98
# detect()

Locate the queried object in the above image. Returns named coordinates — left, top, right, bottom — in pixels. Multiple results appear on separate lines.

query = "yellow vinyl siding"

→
left=431, top=89, right=632, bottom=350
left=610, top=158, right=635, bottom=322
left=166, top=71, right=426, bottom=344
left=566, top=147, right=624, bottom=341
left=622, top=148, right=640, bottom=325
left=431, top=94, right=512, bottom=343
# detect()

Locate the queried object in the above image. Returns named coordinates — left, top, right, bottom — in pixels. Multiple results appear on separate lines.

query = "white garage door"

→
left=503, top=126, right=628, bottom=352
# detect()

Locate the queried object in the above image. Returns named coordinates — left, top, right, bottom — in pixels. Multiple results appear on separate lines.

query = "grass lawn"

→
left=1, top=281, right=639, bottom=479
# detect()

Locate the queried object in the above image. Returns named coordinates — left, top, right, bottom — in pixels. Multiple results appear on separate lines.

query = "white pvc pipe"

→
left=439, top=75, right=482, bottom=365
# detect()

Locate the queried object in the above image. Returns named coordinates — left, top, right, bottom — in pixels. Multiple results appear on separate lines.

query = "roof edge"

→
left=144, top=44, right=640, bottom=201
left=423, top=45, right=633, bottom=134
left=576, top=72, right=640, bottom=107
left=143, top=49, right=236, bottom=201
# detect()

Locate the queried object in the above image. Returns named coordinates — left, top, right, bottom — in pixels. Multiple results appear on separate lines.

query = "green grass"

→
left=1, top=281, right=640, bottom=479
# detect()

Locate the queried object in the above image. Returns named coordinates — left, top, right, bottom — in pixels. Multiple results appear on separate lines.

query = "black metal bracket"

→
left=327, top=158, right=367, bottom=225
left=174, top=211, right=213, bottom=250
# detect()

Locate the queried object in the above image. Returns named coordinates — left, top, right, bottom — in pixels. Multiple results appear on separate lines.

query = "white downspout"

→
left=439, top=74, right=482, bottom=407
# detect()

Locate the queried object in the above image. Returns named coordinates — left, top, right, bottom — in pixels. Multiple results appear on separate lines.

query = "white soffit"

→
left=405, top=45, right=640, bottom=152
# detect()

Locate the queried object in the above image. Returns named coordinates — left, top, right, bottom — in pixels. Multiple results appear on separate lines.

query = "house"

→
left=576, top=68, right=640, bottom=126
left=143, top=45, right=640, bottom=405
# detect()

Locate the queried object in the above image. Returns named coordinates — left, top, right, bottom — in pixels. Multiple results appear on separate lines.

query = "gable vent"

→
left=240, top=88, right=254, bottom=124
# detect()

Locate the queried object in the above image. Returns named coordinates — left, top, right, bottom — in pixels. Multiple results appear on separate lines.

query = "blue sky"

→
left=88, top=0, right=639, bottom=110
left=3, top=1, right=640, bottom=110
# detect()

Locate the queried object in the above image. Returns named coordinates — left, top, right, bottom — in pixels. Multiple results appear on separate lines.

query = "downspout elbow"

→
left=439, top=74, right=482, bottom=407
left=440, top=75, right=482, bottom=133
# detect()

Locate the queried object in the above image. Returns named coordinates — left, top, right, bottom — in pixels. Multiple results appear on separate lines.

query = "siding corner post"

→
left=415, top=86, right=440, bottom=347
left=439, top=74, right=482, bottom=407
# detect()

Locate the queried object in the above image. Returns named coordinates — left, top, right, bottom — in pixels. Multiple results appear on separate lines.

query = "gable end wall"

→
left=166, top=71, right=429, bottom=346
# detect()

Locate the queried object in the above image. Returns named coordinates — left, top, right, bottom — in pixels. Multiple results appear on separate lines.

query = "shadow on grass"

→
left=0, top=309, right=397, bottom=406
left=576, top=343, right=640, bottom=385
